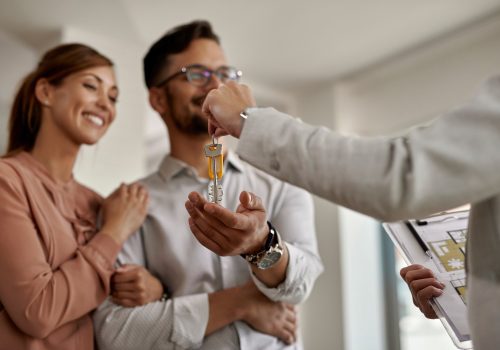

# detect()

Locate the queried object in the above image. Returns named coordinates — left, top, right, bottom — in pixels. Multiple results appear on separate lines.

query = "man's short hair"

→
left=143, top=20, right=220, bottom=88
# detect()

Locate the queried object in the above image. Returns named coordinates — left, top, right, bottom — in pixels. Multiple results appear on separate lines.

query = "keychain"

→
left=204, top=136, right=223, bottom=204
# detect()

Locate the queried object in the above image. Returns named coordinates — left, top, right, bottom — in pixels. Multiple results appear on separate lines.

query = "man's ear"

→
left=149, top=87, right=167, bottom=115
left=34, top=78, right=53, bottom=107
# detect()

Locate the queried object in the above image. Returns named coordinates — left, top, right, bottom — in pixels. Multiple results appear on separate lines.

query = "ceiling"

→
left=1, top=0, right=500, bottom=91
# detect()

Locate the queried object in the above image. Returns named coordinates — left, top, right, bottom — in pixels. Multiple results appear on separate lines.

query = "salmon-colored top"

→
left=0, top=152, right=120, bottom=350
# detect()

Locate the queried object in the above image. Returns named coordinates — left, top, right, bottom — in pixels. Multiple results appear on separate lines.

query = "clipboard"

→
left=383, top=209, right=473, bottom=349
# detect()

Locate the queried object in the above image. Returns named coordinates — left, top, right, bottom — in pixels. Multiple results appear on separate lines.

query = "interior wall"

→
left=293, top=83, right=345, bottom=350
left=334, top=11, right=500, bottom=137
left=0, top=30, right=37, bottom=153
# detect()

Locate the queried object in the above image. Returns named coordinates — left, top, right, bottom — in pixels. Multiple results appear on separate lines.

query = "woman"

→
left=0, top=43, right=149, bottom=349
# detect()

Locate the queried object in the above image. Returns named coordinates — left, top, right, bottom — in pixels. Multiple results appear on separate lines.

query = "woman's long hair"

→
left=5, top=43, right=114, bottom=156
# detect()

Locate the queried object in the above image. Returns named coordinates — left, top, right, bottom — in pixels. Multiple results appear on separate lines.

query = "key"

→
left=204, top=136, right=223, bottom=204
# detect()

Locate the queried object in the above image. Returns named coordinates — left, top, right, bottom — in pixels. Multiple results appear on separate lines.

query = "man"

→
left=93, top=20, right=323, bottom=349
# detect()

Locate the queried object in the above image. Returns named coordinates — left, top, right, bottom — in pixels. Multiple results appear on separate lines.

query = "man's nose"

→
left=204, top=73, right=223, bottom=90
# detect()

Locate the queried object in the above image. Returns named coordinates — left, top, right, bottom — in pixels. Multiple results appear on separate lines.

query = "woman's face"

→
left=46, top=65, right=118, bottom=146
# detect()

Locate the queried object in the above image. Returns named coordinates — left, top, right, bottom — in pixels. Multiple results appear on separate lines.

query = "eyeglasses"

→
left=155, top=64, right=242, bottom=87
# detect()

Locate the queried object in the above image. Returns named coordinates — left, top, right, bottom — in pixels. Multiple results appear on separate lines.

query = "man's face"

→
left=160, top=39, right=228, bottom=136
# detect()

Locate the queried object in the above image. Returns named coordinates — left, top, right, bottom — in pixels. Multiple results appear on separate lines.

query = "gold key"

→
left=204, top=136, right=223, bottom=204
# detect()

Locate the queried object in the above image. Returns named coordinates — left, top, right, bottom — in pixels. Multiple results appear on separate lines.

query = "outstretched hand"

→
left=185, top=191, right=268, bottom=256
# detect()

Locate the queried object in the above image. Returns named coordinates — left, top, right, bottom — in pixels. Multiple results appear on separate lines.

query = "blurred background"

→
left=1, top=1, right=500, bottom=349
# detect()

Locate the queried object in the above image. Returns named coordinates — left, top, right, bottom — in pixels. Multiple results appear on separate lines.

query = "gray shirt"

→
left=93, top=151, right=323, bottom=350
left=236, top=76, right=500, bottom=350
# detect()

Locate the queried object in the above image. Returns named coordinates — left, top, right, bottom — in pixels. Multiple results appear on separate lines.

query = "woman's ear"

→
left=34, top=78, right=52, bottom=107
left=148, top=87, right=167, bottom=115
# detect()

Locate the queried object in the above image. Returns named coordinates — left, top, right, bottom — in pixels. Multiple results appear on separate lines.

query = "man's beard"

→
left=166, top=88, right=208, bottom=135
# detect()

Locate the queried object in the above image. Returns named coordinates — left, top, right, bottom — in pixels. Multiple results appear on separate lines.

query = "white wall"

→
left=0, top=30, right=37, bottom=153
left=292, top=83, right=345, bottom=350
left=334, top=11, right=500, bottom=137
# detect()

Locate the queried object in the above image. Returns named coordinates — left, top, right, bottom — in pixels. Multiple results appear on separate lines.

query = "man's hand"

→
left=240, top=282, right=297, bottom=345
left=400, top=264, right=445, bottom=319
left=202, top=81, right=256, bottom=138
left=185, top=191, right=268, bottom=256
left=111, top=264, right=164, bottom=307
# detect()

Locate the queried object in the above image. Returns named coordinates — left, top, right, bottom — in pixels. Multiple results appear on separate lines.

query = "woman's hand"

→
left=111, top=264, right=165, bottom=307
left=100, top=183, right=149, bottom=245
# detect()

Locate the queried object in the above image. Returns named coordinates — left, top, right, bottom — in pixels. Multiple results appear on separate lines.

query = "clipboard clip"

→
left=416, top=215, right=468, bottom=226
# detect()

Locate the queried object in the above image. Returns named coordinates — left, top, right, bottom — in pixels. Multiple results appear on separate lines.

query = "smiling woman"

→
left=0, top=43, right=149, bottom=350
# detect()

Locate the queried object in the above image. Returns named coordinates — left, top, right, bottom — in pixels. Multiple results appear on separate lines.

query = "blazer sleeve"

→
left=0, top=164, right=121, bottom=338
left=236, top=75, right=500, bottom=221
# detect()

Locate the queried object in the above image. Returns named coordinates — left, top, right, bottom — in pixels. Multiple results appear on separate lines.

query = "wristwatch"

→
left=242, top=221, right=284, bottom=270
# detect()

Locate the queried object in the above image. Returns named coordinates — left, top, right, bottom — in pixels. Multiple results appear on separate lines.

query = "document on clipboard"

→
left=383, top=209, right=473, bottom=349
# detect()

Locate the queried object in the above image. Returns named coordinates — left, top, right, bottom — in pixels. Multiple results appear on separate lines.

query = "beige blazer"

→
left=236, top=75, right=500, bottom=350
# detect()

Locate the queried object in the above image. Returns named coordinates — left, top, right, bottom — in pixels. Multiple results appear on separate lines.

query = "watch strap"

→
left=242, top=221, right=280, bottom=266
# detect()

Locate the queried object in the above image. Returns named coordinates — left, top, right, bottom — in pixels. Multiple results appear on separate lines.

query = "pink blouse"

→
left=0, top=152, right=120, bottom=349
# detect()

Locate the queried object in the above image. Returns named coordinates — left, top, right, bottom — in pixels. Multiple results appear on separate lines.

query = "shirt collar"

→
left=157, top=150, right=244, bottom=182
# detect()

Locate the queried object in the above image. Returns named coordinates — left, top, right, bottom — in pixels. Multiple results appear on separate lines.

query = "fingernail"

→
left=440, top=282, right=446, bottom=288
left=188, top=192, right=198, bottom=203
left=185, top=201, right=193, bottom=210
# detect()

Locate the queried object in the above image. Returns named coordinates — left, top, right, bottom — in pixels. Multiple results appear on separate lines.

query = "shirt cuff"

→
left=82, top=233, right=122, bottom=271
left=171, top=293, right=209, bottom=349
left=250, top=243, right=307, bottom=303
left=237, top=108, right=268, bottom=158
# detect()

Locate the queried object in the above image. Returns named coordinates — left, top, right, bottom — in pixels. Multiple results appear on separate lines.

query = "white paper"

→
left=383, top=210, right=472, bottom=349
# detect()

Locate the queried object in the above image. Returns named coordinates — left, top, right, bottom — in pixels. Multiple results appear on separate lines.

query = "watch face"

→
left=258, top=251, right=282, bottom=269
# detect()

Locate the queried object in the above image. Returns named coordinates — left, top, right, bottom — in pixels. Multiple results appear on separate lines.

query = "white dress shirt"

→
left=93, top=151, right=323, bottom=350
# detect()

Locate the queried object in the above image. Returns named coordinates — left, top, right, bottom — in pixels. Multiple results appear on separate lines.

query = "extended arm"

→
left=186, top=185, right=323, bottom=304
left=203, top=77, right=500, bottom=221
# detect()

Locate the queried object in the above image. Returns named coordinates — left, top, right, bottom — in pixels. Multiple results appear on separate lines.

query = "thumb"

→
left=239, top=191, right=264, bottom=210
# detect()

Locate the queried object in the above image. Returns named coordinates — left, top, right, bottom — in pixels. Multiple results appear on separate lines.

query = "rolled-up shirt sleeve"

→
left=94, top=294, right=208, bottom=350
left=93, top=229, right=210, bottom=350
left=250, top=183, right=324, bottom=304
